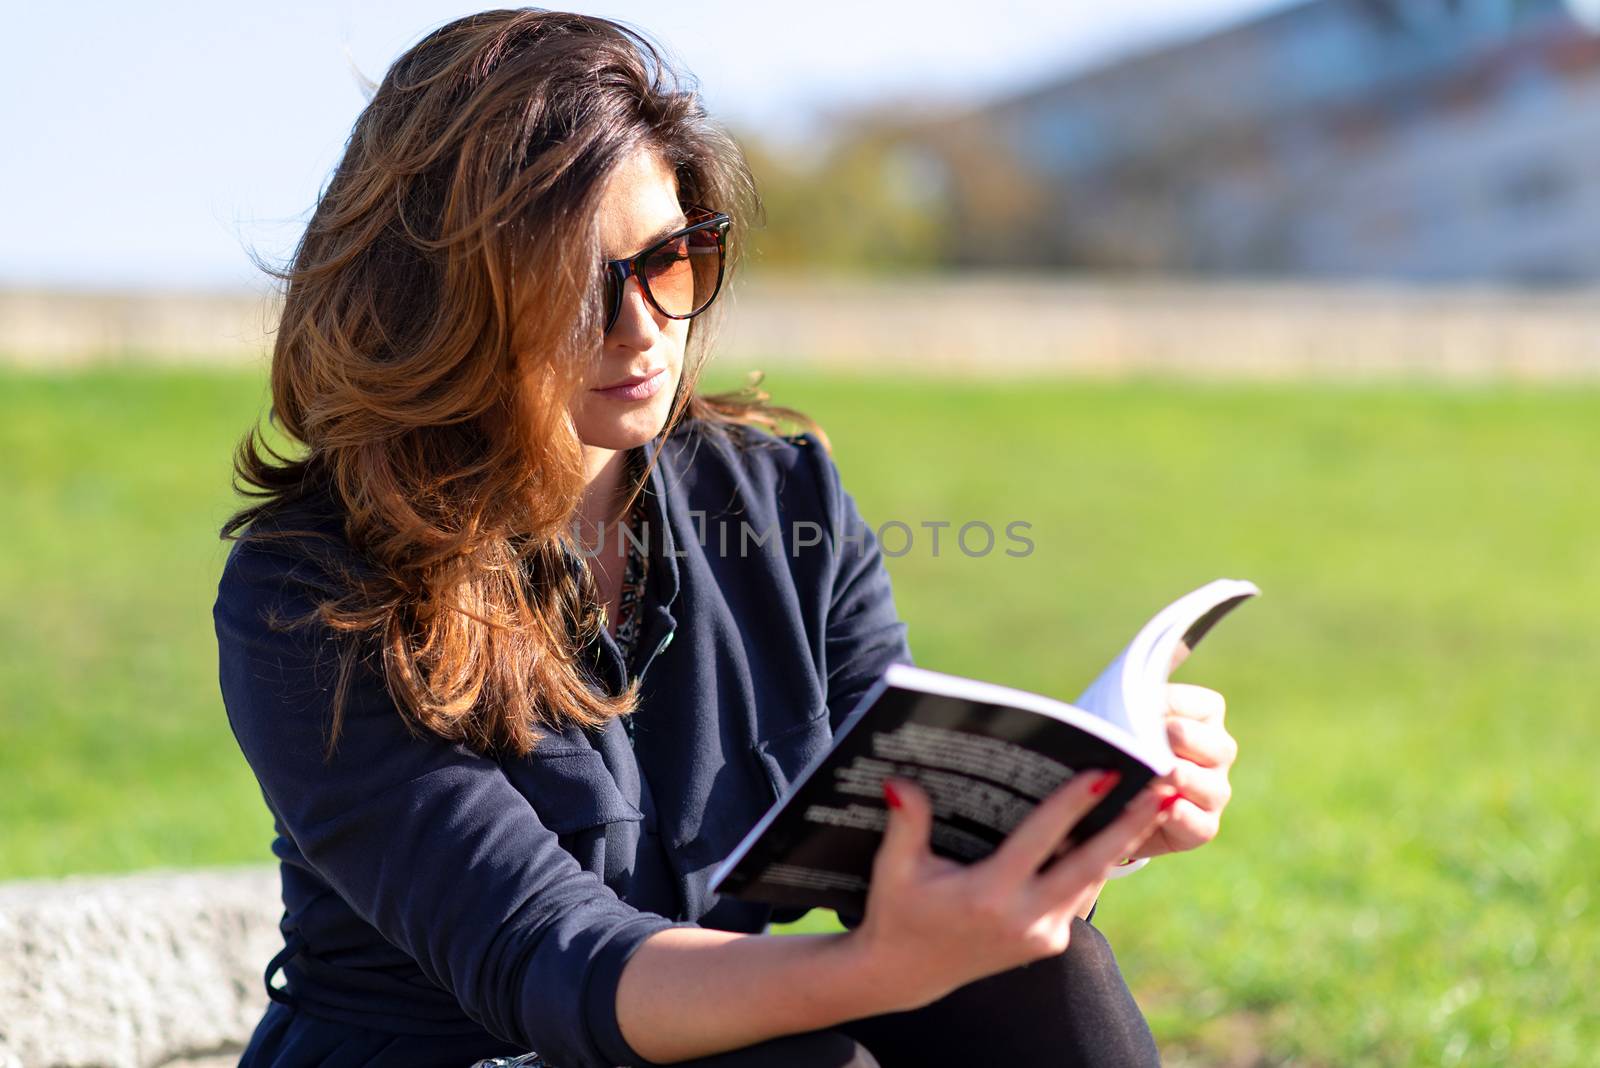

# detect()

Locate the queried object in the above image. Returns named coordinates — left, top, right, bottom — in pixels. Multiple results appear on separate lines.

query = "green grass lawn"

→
left=2, top=363, right=1596, bottom=1066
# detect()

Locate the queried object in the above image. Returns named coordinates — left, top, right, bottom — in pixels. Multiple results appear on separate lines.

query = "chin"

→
left=574, top=393, right=676, bottom=452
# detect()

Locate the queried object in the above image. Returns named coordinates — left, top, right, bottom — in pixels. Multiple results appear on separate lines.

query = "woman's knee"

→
left=1051, top=914, right=1143, bottom=997
left=992, top=917, right=1160, bottom=1067
left=645, top=1028, right=879, bottom=1068
left=837, top=917, right=1159, bottom=1068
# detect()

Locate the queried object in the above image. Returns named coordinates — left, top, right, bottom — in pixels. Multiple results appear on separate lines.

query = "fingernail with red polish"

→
left=883, top=780, right=902, bottom=809
left=1159, top=792, right=1185, bottom=813
left=1090, top=771, right=1120, bottom=796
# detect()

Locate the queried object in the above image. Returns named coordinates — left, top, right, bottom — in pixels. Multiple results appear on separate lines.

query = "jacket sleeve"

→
left=213, top=538, right=694, bottom=1068
left=794, top=434, right=916, bottom=933
left=795, top=432, right=916, bottom=733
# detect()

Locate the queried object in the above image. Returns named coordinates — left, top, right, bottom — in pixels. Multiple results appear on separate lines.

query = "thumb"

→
left=873, top=776, right=933, bottom=886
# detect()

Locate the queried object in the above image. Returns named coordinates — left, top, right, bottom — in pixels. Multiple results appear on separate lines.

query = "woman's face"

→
left=570, top=147, right=692, bottom=453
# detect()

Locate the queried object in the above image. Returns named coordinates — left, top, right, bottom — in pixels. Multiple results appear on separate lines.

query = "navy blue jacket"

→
left=213, top=419, right=914, bottom=1068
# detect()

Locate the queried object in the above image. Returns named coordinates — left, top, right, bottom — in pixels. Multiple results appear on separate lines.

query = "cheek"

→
left=667, top=319, right=691, bottom=358
left=566, top=389, right=595, bottom=433
left=658, top=325, right=690, bottom=384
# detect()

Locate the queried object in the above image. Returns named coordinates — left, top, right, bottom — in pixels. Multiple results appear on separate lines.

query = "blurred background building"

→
left=755, top=0, right=1600, bottom=282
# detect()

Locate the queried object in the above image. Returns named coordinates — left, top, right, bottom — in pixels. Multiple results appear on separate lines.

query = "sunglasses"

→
left=601, top=209, right=731, bottom=335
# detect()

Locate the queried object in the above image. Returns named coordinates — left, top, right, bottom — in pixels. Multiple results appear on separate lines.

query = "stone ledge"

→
left=0, top=866, right=281, bottom=1068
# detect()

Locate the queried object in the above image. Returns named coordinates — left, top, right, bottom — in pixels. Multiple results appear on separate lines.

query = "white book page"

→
left=1074, top=578, right=1261, bottom=755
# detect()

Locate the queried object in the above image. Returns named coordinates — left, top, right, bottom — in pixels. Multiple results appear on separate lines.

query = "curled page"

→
left=1072, top=578, right=1261, bottom=757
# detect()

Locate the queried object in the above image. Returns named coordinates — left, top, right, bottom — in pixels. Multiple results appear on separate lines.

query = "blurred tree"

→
left=906, top=111, right=1058, bottom=268
left=732, top=116, right=950, bottom=273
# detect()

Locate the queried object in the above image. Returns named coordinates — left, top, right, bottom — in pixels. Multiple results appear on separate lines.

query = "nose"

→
left=607, top=273, right=664, bottom=348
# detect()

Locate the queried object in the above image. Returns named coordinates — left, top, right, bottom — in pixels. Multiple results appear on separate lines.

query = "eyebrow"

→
left=606, top=214, right=689, bottom=260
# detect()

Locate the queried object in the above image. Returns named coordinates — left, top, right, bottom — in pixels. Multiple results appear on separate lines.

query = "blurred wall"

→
left=6, top=277, right=1600, bottom=380
left=0, top=287, right=279, bottom=366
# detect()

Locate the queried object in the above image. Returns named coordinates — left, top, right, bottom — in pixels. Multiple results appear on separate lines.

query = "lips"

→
left=595, top=367, right=665, bottom=391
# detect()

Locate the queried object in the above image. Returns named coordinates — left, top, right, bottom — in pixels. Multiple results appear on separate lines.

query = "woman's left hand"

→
left=1131, top=683, right=1237, bottom=859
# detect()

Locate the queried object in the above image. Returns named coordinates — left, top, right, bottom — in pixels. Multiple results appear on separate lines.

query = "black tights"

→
left=637, top=917, right=1159, bottom=1068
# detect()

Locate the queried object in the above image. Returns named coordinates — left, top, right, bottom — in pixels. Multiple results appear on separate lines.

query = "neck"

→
left=574, top=444, right=634, bottom=553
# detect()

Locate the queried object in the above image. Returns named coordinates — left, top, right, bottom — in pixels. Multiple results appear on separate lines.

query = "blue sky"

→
left=2, top=1, right=1301, bottom=290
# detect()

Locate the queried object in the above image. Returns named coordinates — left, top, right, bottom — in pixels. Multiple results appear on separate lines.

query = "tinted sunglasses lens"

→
left=601, top=267, right=621, bottom=330
left=641, top=225, right=724, bottom=317
left=686, top=225, right=725, bottom=314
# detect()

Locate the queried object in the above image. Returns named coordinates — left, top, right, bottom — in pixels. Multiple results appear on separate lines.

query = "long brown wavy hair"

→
left=222, top=9, right=825, bottom=759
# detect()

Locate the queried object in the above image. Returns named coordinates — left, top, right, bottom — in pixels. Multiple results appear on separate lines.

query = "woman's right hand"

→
left=845, top=770, right=1175, bottom=1012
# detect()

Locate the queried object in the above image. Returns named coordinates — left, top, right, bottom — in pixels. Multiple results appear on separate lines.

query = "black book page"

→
left=711, top=686, right=1160, bottom=915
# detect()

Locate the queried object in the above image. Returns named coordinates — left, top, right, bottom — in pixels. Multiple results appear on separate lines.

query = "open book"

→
left=708, top=578, right=1260, bottom=915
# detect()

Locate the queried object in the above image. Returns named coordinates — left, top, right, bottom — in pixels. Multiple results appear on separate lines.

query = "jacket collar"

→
left=561, top=434, right=683, bottom=695
left=557, top=435, right=680, bottom=609
left=639, top=431, right=681, bottom=615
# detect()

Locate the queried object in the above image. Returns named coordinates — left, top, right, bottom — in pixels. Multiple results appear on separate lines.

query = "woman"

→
left=214, top=10, right=1239, bottom=1067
